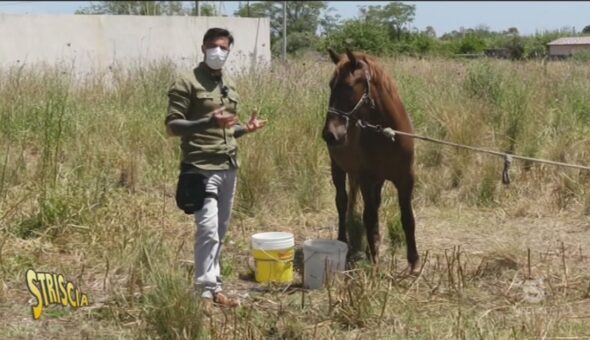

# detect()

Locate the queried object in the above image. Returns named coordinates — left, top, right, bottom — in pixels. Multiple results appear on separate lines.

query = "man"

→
left=165, top=27, right=266, bottom=308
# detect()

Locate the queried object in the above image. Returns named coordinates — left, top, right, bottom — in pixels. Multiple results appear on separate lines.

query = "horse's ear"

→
left=345, top=48, right=357, bottom=69
left=328, top=48, right=340, bottom=64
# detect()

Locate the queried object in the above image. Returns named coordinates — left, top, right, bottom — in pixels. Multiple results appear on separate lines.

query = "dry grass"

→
left=1, top=57, right=590, bottom=339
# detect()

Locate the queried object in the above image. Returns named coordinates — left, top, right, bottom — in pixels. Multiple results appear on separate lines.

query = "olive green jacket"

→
left=166, top=62, right=244, bottom=170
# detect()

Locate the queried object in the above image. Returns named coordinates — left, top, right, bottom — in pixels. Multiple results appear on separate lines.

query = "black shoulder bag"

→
left=175, top=163, right=213, bottom=214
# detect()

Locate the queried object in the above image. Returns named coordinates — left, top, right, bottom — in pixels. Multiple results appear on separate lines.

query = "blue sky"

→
left=0, top=1, right=588, bottom=36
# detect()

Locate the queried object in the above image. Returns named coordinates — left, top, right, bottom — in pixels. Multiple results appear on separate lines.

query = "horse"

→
left=322, top=49, right=419, bottom=271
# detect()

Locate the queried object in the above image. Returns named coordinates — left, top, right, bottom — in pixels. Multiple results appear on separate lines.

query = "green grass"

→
left=142, top=264, right=207, bottom=339
left=1, top=57, right=590, bottom=338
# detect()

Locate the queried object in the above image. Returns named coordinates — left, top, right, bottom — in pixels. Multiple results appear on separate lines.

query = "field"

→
left=1, top=56, right=590, bottom=339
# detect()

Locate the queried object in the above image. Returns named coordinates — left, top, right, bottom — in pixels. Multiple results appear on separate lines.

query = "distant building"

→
left=454, top=53, right=484, bottom=59
left=484, top=48, right=511, bottom=59
left=547, top=37, right=590, bottom=58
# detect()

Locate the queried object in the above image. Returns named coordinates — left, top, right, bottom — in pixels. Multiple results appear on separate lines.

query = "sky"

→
left=0, top=1, right=589, bottom=37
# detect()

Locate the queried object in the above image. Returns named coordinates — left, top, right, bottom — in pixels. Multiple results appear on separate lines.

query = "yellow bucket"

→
left=251, top=232, right=294, bottom=284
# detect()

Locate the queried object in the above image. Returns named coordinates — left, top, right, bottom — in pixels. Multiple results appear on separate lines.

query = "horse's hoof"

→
left=408, top=258, right=420, bottom=275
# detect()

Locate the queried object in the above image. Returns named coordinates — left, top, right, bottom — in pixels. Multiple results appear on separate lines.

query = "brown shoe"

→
left=213, top=292, right=240, bottom=308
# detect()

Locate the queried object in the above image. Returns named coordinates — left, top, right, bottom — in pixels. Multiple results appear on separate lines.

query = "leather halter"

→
left=327, top=68, right=375, bottom=123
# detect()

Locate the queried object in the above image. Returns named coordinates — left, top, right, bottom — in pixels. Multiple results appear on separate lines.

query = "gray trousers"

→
left=193, top=168, right=237, bottom=299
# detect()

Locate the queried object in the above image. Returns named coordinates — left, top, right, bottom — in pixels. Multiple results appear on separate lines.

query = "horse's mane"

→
left=334, top=52, right=397, bottom=95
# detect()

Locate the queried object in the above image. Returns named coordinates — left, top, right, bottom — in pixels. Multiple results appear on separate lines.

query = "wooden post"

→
left=282, top=1, right=287, bottom=61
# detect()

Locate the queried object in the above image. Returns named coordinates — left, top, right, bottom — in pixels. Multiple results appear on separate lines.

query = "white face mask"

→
left=204, top=46, right=229, bottom=70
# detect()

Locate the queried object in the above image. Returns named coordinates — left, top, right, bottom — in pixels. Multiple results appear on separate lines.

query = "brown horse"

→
left=322, top=49, right=419, bottom=270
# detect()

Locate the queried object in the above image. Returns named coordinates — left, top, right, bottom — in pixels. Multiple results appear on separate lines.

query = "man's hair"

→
left=203, top=27, right=234, bottom=46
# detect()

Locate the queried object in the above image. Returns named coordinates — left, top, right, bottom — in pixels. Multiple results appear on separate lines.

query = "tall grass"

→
left=2, top=58, right=589, bottom=226
left=1, top=57, right=590, bottom=338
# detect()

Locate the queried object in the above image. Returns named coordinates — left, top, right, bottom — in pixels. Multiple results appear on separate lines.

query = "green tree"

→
left=473, top=24, right=493, bottom=37
left=505, top=27, right=519, bottom=35
left=505, top=35, right=524, bottom=60
left=320, top=20, right=392, bottom=55
left=233, top=1, right=268, bottom=19
left=234, top=1, right=327, bottom=38
left=273, top=31, right=320, bottom=56
left=319, top=7, right=342, bottom=36
left=441, top=30, right=463, bottom=40
left=583, top=25, right=590, bottom=34
left=360, top=2, right=416, bottom=41
left=424, top=26, right=436, bottom=38
left=459, top=34, right=486, bottom=54
left=197, top=3, right=218, bottom=16
left=411, top=33, right=436, bottom=54
left=234, top=1, right=330, bottom=55
left=75, top=1, right=190, bottom=15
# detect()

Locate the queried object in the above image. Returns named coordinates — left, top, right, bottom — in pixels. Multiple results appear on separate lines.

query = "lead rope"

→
left=356, top=121, right=590, bottom=184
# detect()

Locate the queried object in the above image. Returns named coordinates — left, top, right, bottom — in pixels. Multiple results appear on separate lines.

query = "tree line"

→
left=76, top=1, right=590, bottom=60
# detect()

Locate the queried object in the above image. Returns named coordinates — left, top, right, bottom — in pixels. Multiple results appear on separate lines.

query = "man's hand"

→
left=245, top=110, right=267, bottom=132
left=212, top=106, right=238, bottom=128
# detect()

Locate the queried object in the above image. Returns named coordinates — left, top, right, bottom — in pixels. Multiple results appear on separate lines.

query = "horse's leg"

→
left=331, top=158, right=348, bottom=243
left=393, top=173, right=419, bottom=271
left=346, top=175, right=359, bottom=220
left=360, top=177, right=384, bottom=264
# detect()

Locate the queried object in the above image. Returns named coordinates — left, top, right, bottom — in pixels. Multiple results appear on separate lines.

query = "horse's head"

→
left=322, top=49, right=375, bottom=147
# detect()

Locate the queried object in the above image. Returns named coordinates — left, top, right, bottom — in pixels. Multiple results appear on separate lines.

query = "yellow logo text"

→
left=26, top=269, right=89, bottom=320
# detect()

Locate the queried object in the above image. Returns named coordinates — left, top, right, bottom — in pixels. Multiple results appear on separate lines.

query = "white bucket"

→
left=303, top=239, right=348, bottom=289
left=251, top=232, right=295, bottom=283
left=251, top=232, right=294, bottom=250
